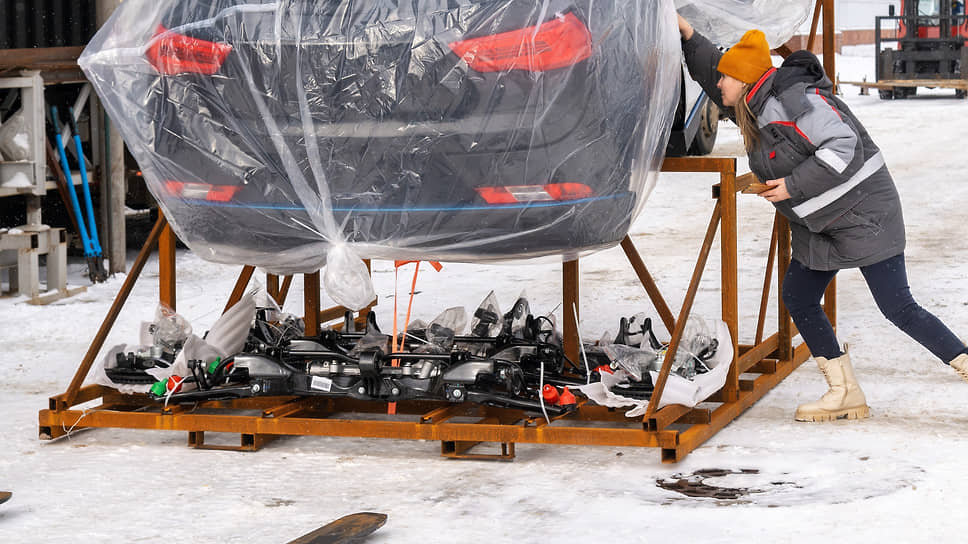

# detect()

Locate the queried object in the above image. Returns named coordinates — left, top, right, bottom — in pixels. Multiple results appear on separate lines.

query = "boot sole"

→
left=794, top=405, right=871, bottom=422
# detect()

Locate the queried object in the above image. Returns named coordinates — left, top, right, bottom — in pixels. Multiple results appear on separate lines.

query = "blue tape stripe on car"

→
left=182, top=192, right=630, bottom=212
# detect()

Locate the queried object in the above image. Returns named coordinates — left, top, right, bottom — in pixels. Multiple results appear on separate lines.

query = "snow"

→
left=3, top=50, right=968, bottom=543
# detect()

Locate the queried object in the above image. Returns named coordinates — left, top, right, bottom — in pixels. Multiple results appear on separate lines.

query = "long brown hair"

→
left=734, top=83, right=760, bottom=152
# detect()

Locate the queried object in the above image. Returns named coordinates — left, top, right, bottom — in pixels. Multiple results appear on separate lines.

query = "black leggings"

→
left=781, top=254, right=967, bottom=362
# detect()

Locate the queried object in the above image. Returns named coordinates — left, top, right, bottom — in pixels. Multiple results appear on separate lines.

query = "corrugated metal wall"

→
left=0, top=1, right=98, bottom=49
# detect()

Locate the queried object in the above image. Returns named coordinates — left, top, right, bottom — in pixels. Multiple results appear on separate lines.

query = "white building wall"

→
left=798, top=0, right=898, bottom=32
left=838, top=0, right=896, bottom=29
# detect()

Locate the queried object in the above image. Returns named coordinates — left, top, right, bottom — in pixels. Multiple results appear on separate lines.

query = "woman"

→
left=677, top=15, right=968, bottom=422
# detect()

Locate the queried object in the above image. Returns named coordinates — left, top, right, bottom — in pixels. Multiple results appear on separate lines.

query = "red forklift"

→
left=875, top=0, right=968, bottom=98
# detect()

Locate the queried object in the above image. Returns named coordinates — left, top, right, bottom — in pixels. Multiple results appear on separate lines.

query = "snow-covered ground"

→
left=2, top=50, right=968, bottom=543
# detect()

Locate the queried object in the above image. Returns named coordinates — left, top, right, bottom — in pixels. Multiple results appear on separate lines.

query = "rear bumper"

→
left=165, top=190, right=636, bottom=266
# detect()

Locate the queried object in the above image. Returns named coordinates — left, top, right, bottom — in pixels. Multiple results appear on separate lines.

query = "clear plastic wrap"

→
left=578, top=318, right=733, bottom=413
left=676, top=0, right=814, bottom=47
left=0, top=110, right=29, bottom=162
left=79, top=0, right=682, bottom=307
left=94, top=292, right=255, bottom=393
left=425, top=307, right=467, bottom=350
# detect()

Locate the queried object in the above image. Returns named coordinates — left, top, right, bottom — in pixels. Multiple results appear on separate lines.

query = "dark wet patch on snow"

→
left=657, top=468, right=799, bottom=501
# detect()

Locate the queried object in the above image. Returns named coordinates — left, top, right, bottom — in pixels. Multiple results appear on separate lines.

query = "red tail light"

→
left=476, top=183, right=594, bottom=204
left=165, top=181, right=241, bottom=202
left=544, top=183, right=594, bottom=200
left=147, top=25, right=232, bottom=75
left=449, top=12, right=592, bottom=72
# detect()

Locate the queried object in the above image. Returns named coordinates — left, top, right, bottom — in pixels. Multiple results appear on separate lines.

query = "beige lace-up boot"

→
left=950, top=353, right=968, bottom=384
left=795, top=351, right=871, bottom=422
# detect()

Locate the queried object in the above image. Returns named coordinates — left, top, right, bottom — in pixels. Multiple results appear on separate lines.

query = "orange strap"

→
left=387, top=260, right=442, bottom=414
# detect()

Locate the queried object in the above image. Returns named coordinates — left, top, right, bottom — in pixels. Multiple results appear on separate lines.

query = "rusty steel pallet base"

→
left=39, top=343, right=808, bottom=463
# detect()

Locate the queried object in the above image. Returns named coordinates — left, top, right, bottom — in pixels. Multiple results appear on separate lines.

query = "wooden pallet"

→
left=840, top=78, right=968, bottom=91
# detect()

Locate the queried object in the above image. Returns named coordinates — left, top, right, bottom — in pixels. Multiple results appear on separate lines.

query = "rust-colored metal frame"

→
left=38, top=156, right=828, bottom=462
left=39, top=1, right=838, bottom=461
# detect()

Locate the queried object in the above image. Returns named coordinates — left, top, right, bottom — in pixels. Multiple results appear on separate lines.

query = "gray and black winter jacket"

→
left=682, top=32, right=905, bottom=271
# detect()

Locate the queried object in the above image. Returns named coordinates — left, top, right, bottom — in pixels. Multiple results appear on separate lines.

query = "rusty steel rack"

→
left=38, top=154, right=835, bottom=462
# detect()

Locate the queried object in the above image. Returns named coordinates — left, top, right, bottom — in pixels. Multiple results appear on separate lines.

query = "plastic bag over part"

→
left=0, top=110, right=30, bottom=162
left=94, top=292, right=256, bottom=393
left=78, top=0, right=682, bottom=306
left=577, top=318, right=733, bottom=413
left=675, top=0, right=814, bottom=47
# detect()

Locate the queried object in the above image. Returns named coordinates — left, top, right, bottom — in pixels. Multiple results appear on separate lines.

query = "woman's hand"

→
left=677, top=14, right=694, bottom=40
left=759, top=178, right=791, bottom=202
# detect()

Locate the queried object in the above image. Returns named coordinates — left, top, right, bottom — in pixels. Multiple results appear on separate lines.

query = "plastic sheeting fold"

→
left=676, top=0, right=815, bottom=47
left=81, top=0, right=683, bottom=307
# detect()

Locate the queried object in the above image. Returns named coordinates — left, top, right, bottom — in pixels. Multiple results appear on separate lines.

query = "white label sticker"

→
left=310, top=376, right=333, bottom=392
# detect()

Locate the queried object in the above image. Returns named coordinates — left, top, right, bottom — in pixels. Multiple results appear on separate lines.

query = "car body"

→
left=83, top=0, right=680, bottom=269
left=667, top=62, right=718, bottom=156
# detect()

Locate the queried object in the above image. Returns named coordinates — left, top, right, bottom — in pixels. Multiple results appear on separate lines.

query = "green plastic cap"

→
left=149, top=380, right=167, bottom=396
left=207, top=357, right=222, bottom=374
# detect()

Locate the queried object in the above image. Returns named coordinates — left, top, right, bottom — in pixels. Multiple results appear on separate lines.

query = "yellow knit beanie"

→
left=717, top=30, right=773, bottom=84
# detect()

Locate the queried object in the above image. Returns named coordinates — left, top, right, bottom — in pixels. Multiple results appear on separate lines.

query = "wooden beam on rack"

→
left=773, top=44, right=794, bottom=59
left=304, top=272, right=321, bottom=336
left=563, top=260, right=580, bottom=364
left=620, top=236, right=676, bottom=335
left=0, top=46, right=83, bottom=71
left=267, top=274, right=279, bottom=303
left=644, top=202, right=722, bottom=417
left=822, top=0, right=837, bottom=93
left=223, top=266, right=255, bottom=313
left=159, top=222, right=177, bottom=310
left=278, top=275, right=294, bottom=306
left=807, top=0, right=823, bottom=52
left=662, top=156, right=737, bottom=173
left=61, top=214, right=167, bottom=409
left=776, top=215, right=794, bottom=361
left=719, top=159, right=740, bottom=404
left=737, top=333, right=780, bottom=374
left=755, top=216, right=780, bottom=345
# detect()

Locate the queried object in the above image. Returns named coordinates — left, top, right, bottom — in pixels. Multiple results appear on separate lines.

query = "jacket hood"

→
left=746, top=49, right=833, bottom=117
left=773, top=50, right=832, bottom=92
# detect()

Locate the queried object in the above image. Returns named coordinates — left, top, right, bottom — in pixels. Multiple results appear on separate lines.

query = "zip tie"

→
left=572, top=303, right=590, bottom=385
left=538, top=360, right=551, bottom=425
left=405, top=332, right=431, bottom=345
left=391, top=266, right=399, bottom=357
left=163, top=376, right=187, bottom=409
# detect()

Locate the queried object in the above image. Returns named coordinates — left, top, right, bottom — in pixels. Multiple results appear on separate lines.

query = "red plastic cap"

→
left=165, top=376, right=184, bottom=393
left=542, top=383, right=560, bottom=404
left=558, top=386, right=576, bottom=406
